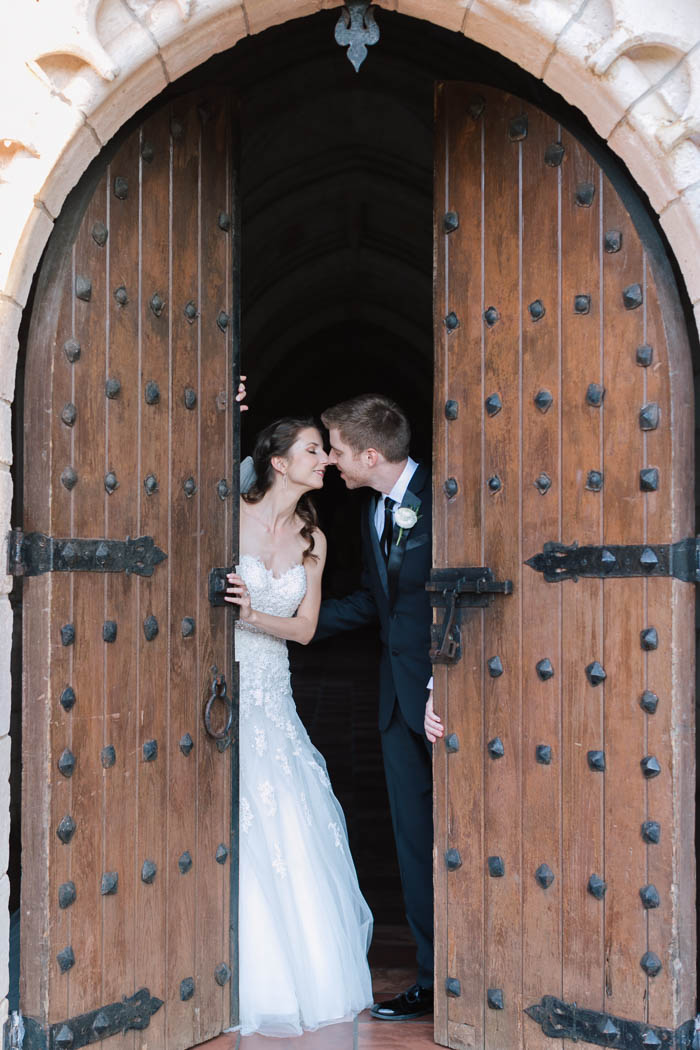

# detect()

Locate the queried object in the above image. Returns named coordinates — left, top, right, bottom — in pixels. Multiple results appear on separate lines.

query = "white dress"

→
left=235, top=554, right=374, bottom=1037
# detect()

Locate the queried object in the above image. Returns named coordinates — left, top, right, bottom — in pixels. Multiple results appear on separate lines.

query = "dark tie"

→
left=381, top=497, right=396, bottom=562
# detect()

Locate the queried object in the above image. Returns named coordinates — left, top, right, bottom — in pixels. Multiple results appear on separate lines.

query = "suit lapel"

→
left=368, top=494, right=389, bottom=596
left=386, top=463, right=428, bottom=607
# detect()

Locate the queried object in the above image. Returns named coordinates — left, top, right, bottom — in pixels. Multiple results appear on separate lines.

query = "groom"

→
left=315, top=393, right=434, bottom=1021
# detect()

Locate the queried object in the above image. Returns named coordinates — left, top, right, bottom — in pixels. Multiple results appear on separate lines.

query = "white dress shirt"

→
left=373, top=456, right=419, bottom=537
left=371, top=458, right=434, bottom=694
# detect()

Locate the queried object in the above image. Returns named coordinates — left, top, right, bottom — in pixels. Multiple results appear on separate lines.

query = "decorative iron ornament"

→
left=64, top=339, right=81, bottom=363
left=445, top=978, right=461, bottom=998
left=61, top=403, right=77, bottom=427
left=488, top=737, right=505, bottom=759
left=640, top=884, right=660, bottom=909
left=92, top=222, right=108, bottom=247
left=641, top=755, right=661, bottom=778
left=509, top=115, right=528, bottom=141
left=334, top=1, right=380, bottom=72
left=544, top=142, right=565, bottom=167
left=178, top=851, right=192, bottom=874
left=58, top=882, right=76, bottom=909
left=576, top=182, right=595, bottom=207
left=18, top=988, right=164, bottom=1050
left=485, top=393, right=502, bottom=417
left=141, top=860, right=157, bottom=884
left=149, top=293, right=165, bottom=318
left=605, top=230, right=622, bottom=253
left=488, top=856, right=505, bottom=877
left=101, top=746, right=115, bottom=768
left=642, top=820, right=661, bottom=844
left=143, top=615, right=158, bottom=641
left=144, top=474, right=158, bottom=495
left=444, top=211, right=459, bottom=233
left=536, top=658, right=554, bottom=681
left=445, top=848, right=462, bottom=871
left=75, top=276, right=92, bottom=302
left=534, top=389, right=553, bottom=413
left=100, top=872, right=118, bottom=896
left=525, top=996, right=697, bottom=1050
left=526, top=538, right=700, bottom=583
left=60, top=687, right=76, bottom=711
left=640, top=691, right=659, bottom=714
left=588, top=874, right=607, bottom=899
left=8, top=531, right=167, bottom=578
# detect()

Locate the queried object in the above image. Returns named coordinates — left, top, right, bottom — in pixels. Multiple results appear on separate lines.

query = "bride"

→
left=225, top=416, right=373, bottom=1037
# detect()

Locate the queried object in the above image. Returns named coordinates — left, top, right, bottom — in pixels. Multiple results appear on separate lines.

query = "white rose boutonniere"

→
left=394, top=506, right=419, bottom=545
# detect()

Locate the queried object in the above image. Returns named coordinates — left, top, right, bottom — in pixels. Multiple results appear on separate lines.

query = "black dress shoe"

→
left=370, top=983, right=434, bottom=1021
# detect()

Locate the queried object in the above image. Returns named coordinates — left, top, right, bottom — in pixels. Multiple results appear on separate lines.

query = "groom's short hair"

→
left=321, top=394, right=410, bottom=463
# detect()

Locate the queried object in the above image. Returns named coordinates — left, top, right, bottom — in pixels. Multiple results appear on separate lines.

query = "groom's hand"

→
left=424, top=691, right=443, bottom=743
left=236, top=375, right=248, bottom=411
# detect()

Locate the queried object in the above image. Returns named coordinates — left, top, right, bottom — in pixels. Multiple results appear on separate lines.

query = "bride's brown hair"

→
left=243, top=417, right=320, bottom=561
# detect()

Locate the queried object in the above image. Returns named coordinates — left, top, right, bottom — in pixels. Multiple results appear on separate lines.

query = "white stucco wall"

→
left=0, top=0, right=699, bottom=1024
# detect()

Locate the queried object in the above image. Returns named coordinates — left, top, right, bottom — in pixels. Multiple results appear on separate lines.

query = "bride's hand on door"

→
left=424, top=691, right=443, bottom=743
left=236, top=374, right=248, bottom=411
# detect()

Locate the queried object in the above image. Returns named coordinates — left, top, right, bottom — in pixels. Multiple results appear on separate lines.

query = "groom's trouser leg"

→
left=380, top=703, right=434, bottom=988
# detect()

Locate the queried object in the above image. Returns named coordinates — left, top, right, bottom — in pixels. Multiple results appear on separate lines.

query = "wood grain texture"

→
left=433, top=84, right=695, bottom=1050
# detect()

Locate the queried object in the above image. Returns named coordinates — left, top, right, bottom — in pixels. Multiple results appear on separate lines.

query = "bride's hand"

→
left=236, top=374, right=248, bottom=412
left=424, top=691, right=444, bottom=743
left=225, top=572, right=253, bottom=620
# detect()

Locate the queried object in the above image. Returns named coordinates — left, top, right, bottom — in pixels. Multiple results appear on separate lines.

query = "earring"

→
left=283, top=472, right=288, bottom=490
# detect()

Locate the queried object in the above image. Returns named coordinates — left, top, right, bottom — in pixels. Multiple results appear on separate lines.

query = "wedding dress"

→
left=234, top=553, right=374, bottom=1037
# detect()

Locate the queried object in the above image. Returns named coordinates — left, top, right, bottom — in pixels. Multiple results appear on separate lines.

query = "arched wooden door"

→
left=19, top=88, right=239, bottom=1050
left=432, top=83, right=696, bottom=1050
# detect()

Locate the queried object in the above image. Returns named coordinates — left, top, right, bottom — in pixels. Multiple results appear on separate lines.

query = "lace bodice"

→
left=234, top=554, right=307, bottom=721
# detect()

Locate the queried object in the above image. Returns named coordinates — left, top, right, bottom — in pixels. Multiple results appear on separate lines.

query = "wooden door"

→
left=432, top=83, right=696, bottom=1050
left=20, top=88, right=239, bottom=1050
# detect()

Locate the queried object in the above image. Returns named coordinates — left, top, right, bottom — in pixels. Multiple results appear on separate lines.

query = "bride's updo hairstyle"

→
left=243, top=417, right=320, bottom=561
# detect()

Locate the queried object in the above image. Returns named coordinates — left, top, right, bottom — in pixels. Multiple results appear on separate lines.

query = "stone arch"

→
left=1, top=0, right=700, bottom=1015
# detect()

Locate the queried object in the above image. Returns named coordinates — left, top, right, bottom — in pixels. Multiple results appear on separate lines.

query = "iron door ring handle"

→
left=203, top=672, right=233, bottom=740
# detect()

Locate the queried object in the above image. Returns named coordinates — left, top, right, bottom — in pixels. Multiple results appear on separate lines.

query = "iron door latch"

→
left=426, top=567, right=513, bottom=665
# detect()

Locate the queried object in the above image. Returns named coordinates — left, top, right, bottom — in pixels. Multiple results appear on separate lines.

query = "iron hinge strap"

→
left=3, top=990, right=163, bottom=1050
left=526, top=995, right=700, bottom=1050
left=426, top=567, right=513, bottom=664
left=525, top=537, right=700, bottom=583
left=7, top=531, right=167, bottom=578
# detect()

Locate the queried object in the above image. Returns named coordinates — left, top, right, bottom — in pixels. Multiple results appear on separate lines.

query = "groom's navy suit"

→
left=315, top=461, right=434, bottom=987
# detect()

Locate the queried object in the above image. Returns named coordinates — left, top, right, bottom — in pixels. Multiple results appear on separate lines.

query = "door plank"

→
left=66, top=187, right=108, bottom=1020
left=134, top=110, right=172, bottom=1050
left=519, top=106, right=563, bottom=1050
left=481, top=89, right=523, bottom=1050
left=194, top=95, right=233, bottom=1042
left=103, top=130, right=140, bottom=1050
left=559, top=134, right=605, bottom=1014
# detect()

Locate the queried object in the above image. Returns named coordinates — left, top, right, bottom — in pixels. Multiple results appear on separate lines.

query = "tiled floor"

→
left=202, top=960, right=435, bottom=1050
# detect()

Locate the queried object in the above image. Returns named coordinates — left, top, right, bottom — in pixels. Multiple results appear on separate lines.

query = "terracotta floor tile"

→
left=368, top=967, right=417, bottom=1002
left=357, top=1021, right=436, bottom=1048
left=239, top=1020, right=354, bottom=1050
left=199, top=1033, right=239, bottom=1050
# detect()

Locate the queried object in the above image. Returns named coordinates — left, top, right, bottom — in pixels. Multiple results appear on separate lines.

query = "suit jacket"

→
left=315, top=462, right=433, bottom=734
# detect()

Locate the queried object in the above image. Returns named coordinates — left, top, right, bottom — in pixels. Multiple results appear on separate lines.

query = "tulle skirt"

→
left=235, top=682, right=373, bottom=1037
